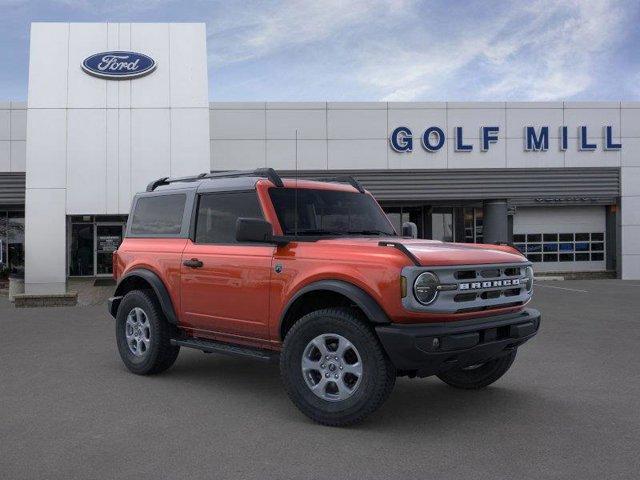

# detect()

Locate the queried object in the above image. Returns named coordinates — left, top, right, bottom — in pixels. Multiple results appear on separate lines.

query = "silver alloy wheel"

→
left=301, top=333, right=363, bottom=402
left=125, top=307, right=151, bottom=357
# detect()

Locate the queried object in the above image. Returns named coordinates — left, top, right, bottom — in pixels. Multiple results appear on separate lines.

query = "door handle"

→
left=183, top=258, right=203, bottom=268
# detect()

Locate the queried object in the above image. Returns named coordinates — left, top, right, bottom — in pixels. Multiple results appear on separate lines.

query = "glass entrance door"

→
left=70, top=223, right=95, bottom=276
left=95, top=224, right=123, bottom=276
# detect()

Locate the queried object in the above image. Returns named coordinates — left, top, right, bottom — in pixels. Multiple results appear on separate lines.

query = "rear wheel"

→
left=436, top=351, right=517, bottom=389
left=115, top=290, right=180, bottom=375
left=280, top=308, right=395, bottom=426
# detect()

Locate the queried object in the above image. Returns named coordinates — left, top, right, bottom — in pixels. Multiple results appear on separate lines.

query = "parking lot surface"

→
left=1, top=280, right=639, bottom=479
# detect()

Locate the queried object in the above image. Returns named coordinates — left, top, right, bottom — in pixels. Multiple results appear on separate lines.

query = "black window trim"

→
left=191, top=189, right=269, bottom=246
left=126, top=189, right=195, bottom=239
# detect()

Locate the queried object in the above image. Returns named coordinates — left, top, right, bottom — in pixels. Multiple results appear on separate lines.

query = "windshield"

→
left=269, top=188, right=397, bottom=237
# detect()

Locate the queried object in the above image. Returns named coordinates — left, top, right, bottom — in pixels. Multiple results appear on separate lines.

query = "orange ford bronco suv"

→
left=108, top=168, right=540, bottom=426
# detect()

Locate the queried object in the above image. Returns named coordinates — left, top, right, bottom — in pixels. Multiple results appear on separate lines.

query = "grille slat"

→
left=480, top=269, right=501, bottom=278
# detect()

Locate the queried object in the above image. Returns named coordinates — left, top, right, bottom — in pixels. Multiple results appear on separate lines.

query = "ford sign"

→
left=82, top=51, right=156, bottom=80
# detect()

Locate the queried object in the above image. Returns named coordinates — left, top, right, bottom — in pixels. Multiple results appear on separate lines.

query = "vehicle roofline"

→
left=142, top=168, right=367, bottom=195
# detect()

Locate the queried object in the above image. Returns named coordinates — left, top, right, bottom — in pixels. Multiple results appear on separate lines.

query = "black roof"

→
left=145, top=168, right=365, bottom=194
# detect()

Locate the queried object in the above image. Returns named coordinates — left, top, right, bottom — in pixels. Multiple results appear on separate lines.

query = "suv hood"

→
left=316, top=237, right=526, bottom=266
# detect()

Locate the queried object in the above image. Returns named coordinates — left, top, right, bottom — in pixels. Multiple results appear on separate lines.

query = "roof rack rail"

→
left=208, top=168, right=284, bottom=188
left=145, top=168, right=284, bottom=192
left=303, top=176, right=366, bottom=193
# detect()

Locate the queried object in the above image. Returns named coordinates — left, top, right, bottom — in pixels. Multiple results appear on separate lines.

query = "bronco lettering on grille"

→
left=458, top=279, right=520, bottom=290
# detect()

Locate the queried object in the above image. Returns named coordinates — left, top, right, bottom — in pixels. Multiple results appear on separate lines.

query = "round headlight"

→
left=524, top=266, right=534, bottom=292
left=414, top=272, right=440, bottom=305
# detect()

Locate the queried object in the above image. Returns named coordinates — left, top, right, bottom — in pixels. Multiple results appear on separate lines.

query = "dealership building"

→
left=1, top=22, right=640, bottom=295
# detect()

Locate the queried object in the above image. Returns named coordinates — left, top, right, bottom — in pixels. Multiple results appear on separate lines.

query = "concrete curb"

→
left=14, top=292, right=78, bottom=308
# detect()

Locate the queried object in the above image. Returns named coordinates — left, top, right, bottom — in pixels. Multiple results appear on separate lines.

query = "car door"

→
left=180, top=190, right=275, bottom=341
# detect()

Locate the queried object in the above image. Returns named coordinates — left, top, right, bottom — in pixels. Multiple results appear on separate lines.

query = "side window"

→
left=130, top=194, right=186, bottom=236
left=195, top=192, right=263, bottom=244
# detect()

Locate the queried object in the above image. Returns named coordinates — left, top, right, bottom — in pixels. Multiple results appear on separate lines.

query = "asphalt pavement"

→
left=1, top=280, right=639, bottom=479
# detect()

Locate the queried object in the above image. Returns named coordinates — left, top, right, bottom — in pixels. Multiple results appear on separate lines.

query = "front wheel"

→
left=115, top=290, right=180, bottom=375
left=280, top=308, right=396, bottom=426
left=436, top=351, right=517, bottom=389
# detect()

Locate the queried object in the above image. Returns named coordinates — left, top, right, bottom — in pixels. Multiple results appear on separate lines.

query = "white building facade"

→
left=1, top=22, right=639, bottom=295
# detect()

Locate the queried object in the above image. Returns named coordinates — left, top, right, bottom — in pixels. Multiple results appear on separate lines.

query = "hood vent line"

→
left=378, top=241, right=422, bottom=266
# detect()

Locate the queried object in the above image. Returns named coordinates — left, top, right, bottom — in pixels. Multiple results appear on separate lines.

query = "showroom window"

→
left=68, top=215, right=127, bottom=277
left=463, top=208, right=484, bottom=243
left=513, top=232, right=605, bottom=263
left=0, top=211, right=25, bottom=277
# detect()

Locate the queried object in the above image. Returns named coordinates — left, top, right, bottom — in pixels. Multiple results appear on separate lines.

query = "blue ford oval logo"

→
left=82, top=51, right=156, bottom=80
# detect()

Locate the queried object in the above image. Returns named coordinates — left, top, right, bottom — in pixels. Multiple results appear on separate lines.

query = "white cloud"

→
left=357, top=0, right=627, bottom=101
left=208, top=0, right=410, bottom=66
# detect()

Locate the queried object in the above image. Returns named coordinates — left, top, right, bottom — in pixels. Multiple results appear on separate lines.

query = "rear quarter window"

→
left=130, top=194, right=186, bottom=236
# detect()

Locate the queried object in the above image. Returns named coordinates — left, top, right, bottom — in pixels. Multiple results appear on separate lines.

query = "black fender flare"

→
left=110, top=268, right=178, bottom=325
left=280, top=280, right=390, bottom=335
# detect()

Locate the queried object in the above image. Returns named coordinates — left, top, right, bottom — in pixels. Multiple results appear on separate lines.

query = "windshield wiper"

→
left=346, top=230, right=394, bottom=236
left=292, top=229, right=395, bottom=236
left=294, top=229, right=345, bottom=236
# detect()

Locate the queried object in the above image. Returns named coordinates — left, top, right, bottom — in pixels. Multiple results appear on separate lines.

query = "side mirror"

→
left=236, top=218, right=273, bottom=243
left=402, top=221, right=418, bottom=239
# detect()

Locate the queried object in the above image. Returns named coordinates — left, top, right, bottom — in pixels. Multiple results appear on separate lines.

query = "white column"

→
left=25, top=189, right=66, bottom=294
left=24, top=22, right=210, bottom=294
left=621, top=104, right=640, bottom=279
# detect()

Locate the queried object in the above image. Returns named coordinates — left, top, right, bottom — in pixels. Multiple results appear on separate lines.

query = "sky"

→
left=1, top=0, right=639, bottom=102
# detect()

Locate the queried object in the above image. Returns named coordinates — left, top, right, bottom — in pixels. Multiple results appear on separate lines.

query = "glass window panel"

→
left=69, top=215, right=94, bottom=223
left=543, top=253, right=558, bottom=262
left=591, top=252, right=604, bottom=261
left=559, top=243, right=573, bottom=252
left=431, top=212, right=454, bottom=242
left=543, top=233, right=558, bottom=241
left=463, top=208, right=474, bottom=242
left=575, top=253, right=590, bottom=261
left=575, top=242, right=589, bottom=251
left=69, top=224, right=94, bottom=276
left=559, top=253, right=574, bottom=262
left=575, top=233, right=589, bottom=241
left=384, top=209, right=402, bottom=236
left=197, top=192, right=263, bottom=244
left=527, top=234, right=542, bottom=242
left=591, top=242, right=604, bottom=251
left=130, top=194, right=186, bottom=236
left=96, top=225, right=123, bottom=275
left=543, top=243, right=558, bottom=252
left=528, top=254, right=542, bottom=262
left=527, top=244, right=542, bottom=253
left=0, top=212, right=6, bottom=276
left=474, top=208, right=483, bottom=229
left=591, top=233, right=604, bottom=241
left=272, top=189, right=395, bottom=237
left=559, top=233, right=574, bottom=241
left=403, top=207, right=424, bottom=239
left=513, top=234, right=525, bottom=243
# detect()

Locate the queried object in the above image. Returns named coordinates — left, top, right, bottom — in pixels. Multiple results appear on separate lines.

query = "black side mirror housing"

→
left=402, top=221, right=418, bottom=239
left=236, top=218, right=274, bottom=243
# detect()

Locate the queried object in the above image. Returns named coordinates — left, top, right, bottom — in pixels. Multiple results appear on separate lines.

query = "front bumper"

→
left=375, top=308, right=541, bottom=377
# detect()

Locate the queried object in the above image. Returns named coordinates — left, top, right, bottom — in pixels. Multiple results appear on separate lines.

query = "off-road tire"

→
left=436, top=350, right=517, bottom=389
left=280, top=307, right=396, bottom=426
left=115, top=289, right=180, bottom=375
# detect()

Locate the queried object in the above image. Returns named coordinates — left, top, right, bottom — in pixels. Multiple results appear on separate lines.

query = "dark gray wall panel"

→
left=0, top=173, right=26, bottom=206
left=281, top=168, right=620, bottom=205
